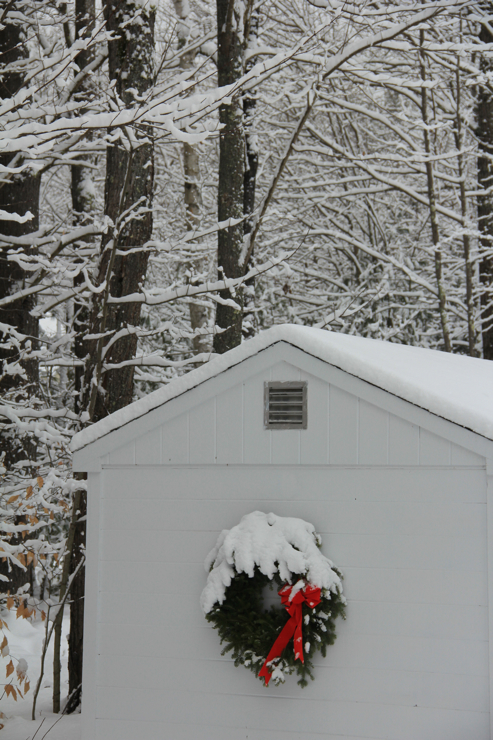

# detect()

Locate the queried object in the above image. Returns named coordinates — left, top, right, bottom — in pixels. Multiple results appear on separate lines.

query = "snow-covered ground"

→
left=0, top=612, right=80, bottom=740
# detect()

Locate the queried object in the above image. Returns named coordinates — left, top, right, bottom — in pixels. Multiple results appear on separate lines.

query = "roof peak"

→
left=71, top=325, right=493, bottom=452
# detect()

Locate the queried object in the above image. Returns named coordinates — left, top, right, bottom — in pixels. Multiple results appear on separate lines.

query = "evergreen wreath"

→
left=200, top=511, right=346, bottom=688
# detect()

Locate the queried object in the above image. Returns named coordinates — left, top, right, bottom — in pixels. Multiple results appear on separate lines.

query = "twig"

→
left=240, top=2, right=446, bottom=273
left=40, top=712, right=65, bottom=740
left=30, top=717, right=46, bottom=740
left=31, top=556, right=85, bottom=720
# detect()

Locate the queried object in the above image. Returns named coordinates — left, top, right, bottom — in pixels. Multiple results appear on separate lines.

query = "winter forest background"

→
left=1, top=0, right=493, bottom=727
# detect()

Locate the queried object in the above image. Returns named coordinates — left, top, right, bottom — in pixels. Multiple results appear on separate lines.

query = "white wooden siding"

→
left=92, top=465, right=489, bottom=740
left=106, top=362, right=485, bottom=468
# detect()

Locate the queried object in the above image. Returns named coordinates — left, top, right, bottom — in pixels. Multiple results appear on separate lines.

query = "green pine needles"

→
left=205, top=568, right=346, bottom=688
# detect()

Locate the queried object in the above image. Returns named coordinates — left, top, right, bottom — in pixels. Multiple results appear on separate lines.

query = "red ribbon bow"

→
left=259, top=582, right=321, bottom=686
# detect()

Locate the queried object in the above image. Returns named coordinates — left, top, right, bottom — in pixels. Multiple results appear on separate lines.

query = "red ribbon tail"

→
left=258, top=584, right=321, bottom=686
left=259, top=617, right=297, bottom=685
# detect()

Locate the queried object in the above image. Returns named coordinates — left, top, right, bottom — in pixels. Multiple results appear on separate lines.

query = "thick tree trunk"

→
left=0, top=17, right=40, bottom=449
left=68, top=0, right=154, bottom=711
left=477, top=8, right=493, bottom=359
left=81, top=0, right=155, bottom=419
left=213, top=0, right=245, bottom=354
left=0, top=11, right=40, bottom=594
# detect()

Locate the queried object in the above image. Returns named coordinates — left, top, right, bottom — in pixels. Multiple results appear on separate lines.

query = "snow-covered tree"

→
left=1, top=0, right=488, bottom=721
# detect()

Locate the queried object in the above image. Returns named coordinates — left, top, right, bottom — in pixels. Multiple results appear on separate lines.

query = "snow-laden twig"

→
left=31, top=554, right=85, bottom=721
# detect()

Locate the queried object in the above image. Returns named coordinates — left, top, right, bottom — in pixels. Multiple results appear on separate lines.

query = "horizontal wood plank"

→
left=94, top=686, right=489, bottom=740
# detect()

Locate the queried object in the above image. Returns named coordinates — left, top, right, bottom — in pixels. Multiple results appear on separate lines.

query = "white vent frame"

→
left=264, top=381, right=307, bottom=430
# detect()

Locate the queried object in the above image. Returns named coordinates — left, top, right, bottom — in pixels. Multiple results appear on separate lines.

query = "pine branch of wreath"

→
left=201, top=512, right=347, bottom=688
left=205, top=568, right=346, bottom=687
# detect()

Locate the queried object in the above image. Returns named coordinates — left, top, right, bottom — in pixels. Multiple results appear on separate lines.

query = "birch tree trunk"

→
left=173, top=0, right=210, bottom=355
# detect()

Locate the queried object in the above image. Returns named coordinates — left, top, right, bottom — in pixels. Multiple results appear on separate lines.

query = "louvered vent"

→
left=264, top=382, right=307, bottom=429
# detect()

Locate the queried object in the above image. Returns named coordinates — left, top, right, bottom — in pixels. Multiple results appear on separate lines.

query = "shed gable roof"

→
left=71, top=325, right=493, bottom=456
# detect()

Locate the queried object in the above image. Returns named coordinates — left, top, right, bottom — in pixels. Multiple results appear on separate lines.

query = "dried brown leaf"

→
left=5, top=684, right=16, bottom=701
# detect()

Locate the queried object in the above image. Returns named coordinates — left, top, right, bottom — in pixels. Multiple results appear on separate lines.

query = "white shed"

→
left=72, top=325, right=493, bottom=740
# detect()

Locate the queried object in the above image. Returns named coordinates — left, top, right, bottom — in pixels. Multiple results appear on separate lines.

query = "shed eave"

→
left=72, top=339, right=493, bottom=471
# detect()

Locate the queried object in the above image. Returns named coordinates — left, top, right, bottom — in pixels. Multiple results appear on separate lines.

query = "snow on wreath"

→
left=201, top=511, right=346, bottom=687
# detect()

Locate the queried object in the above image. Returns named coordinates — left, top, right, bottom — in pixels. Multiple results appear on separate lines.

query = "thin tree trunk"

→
left=419, top=30, right=451, bottom=352
left=65, top=484, right=86, bottom=713
left=71, top=0, right=96, bottom=229
left=66, top=0, right=96, bottom=712
left=173, top=0, right=210, bottom=355
left=73, top=0, right=96, bottom=409
left=213, top=0, right=245, bottom=354
left=477, top=5, right=493, bottom=359
left=32, top=555, right=85, bottom=721
left=53, top=489, right=83, bottom=713
left=454, top=42, right=478, bottom=356
left=184, top=141, right=210, bottom=355
left=242, top=11, right=259, bottom=340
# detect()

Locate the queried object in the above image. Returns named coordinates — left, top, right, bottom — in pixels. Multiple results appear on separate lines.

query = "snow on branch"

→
left=0, top=210, right=34, bottom=223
